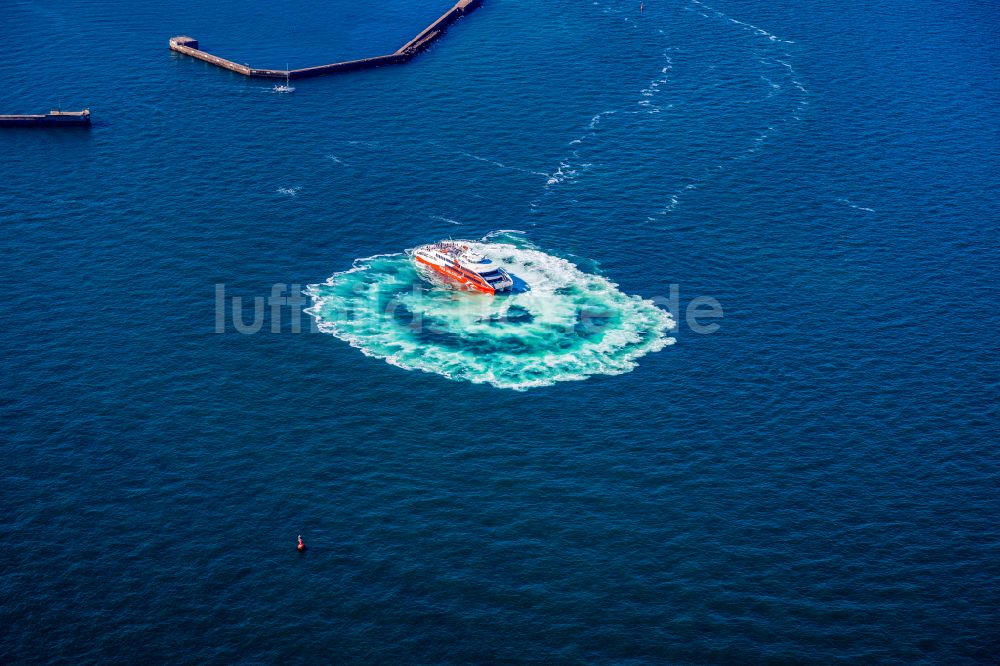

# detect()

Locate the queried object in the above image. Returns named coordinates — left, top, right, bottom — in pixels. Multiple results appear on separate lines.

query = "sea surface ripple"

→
left=1, top=0, right=998, bottom=662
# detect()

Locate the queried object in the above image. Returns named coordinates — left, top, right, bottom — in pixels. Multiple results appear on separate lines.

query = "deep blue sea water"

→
left=2, top=0, right=999, bottom=662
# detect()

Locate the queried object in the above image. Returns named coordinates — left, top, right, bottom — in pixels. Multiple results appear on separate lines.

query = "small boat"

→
left=412, top=241, right=514, bottom=294
left=273, top=65, right=295, bottom=93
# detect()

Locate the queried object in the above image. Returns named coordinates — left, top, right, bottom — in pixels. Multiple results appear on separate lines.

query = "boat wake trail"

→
left=653, top=0, right=808, bottom=216
left=538, top=0, right=808, bottom=220
left=689, top=0, right=794, bottom=44
left=305, top=233, right=675, bottom=390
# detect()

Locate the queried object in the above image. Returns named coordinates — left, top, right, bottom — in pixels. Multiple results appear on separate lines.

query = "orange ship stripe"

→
left=414, top=255, right=495, bottom=293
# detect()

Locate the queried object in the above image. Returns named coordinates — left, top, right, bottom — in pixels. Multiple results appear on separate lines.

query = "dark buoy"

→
left=297, top=535, right=306, bottom=552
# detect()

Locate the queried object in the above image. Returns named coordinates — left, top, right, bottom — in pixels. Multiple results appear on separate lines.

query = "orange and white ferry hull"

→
left=414, top=254, right=497, bottom=293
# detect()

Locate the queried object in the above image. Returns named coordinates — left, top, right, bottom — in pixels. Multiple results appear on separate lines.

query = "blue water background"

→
left=2, top=0, right=998, bottom=661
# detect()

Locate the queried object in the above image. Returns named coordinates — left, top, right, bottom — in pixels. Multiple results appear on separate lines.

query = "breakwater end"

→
left=0, top=109, right=91, bottom=127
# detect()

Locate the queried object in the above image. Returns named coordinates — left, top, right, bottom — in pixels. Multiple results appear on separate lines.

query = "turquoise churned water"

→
left=2, top=0, right=998, bottom=662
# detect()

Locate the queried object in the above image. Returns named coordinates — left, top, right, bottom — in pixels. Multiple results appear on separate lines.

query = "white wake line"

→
left=427, top=141, right=549, bottom=178
left=543, top=0, right=806, bottom=206
left=647, top=2, right=809, bottom=218
left=837, top=198, right=876, bottom=213
left=689, top=0, right=795, bottom=44
left=541, top=48, right=676, bottom=191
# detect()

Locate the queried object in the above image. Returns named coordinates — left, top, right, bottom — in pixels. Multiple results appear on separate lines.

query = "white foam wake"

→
left=306, top=234, right=675, bottom=390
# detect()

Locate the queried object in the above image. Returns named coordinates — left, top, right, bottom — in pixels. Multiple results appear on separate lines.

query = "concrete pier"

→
left=0, top=109, right=91, bottom=127
left=169, top=0, right=482, bottom=80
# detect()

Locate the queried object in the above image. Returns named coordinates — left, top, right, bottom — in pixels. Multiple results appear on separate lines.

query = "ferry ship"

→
left=412, top=241, right=514, bottom=294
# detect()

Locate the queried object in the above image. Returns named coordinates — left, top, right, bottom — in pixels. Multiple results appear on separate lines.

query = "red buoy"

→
left=297, top=535, right=306, bottom=551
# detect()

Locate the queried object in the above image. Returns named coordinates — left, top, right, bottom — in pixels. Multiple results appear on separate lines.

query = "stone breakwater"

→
left=169, top=0, right=483, bottom=79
